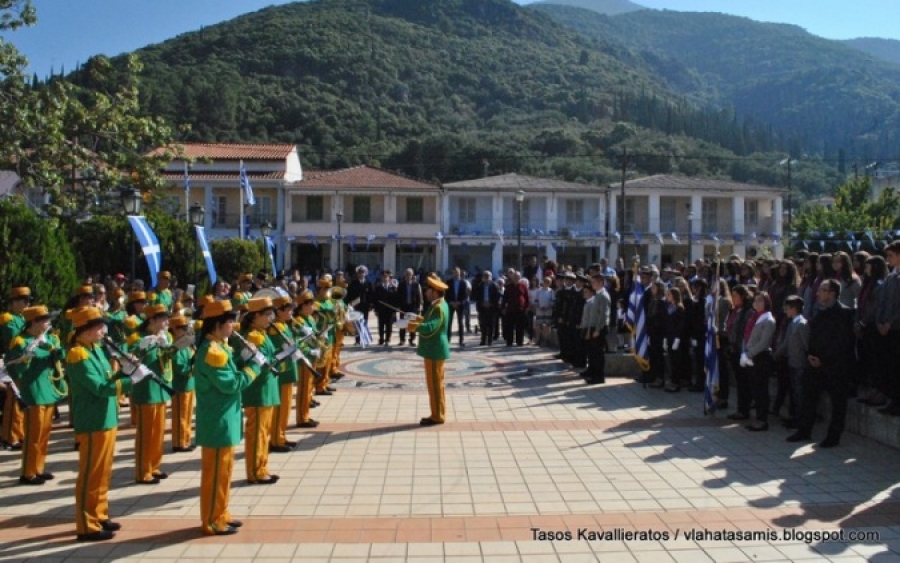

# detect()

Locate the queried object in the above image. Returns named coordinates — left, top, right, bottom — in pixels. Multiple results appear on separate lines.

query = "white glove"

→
left=240, top=347, right=255, bottom=362
left=138, top=336, right=157, bottom=350
left=690, top=339, right=698, bottom=348
left=746, top=356, right=754, bottom=367
left=252, top=351, right=268, bottom=367
left=300, top=325, right=314, bottom=337
left=739, top=353, right=750, bottom=368
left=275, top=343, right=296, bottom=363
left=120, top=358, right=137, bottom=375
left=154, top=333, right=170, bottom=348
left=130, top=365, right=153, bottom=384
left=672, top=338, right=680, bottom=351
left=292, top=348, right=305, bottom=361
left=309, top=349, right=321, bottom=359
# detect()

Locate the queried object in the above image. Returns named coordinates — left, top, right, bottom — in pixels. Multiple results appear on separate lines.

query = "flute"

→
left=376, top=301, right=407, bottom=315
left=102, top=336, right=176, bottom=395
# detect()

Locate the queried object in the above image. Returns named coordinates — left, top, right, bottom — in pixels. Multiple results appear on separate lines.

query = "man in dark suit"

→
left=396, top=268, right=423, bottom=346
left=373, top=270, right=399, bottom=346
left=445, top=267, right=469, bottom=347
left=473, top=271, right=501, bottom=346
left=345, top=265, right=374, bottom=344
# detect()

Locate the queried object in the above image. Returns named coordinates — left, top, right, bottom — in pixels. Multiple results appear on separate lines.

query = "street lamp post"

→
left=260, top=220, right=273, bottom=275
left=336, top=212, right=343, bottom=272
left=189, top=202, right=205, bottom=290
left=121, top=187, right=143, bottom=283
left=515, top=190, right=525, bottom=273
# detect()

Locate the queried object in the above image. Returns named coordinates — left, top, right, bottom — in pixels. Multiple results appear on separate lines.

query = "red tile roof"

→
left=150, top=143, right=296, bottom=160
left=299, top=166, right=437, bottom=190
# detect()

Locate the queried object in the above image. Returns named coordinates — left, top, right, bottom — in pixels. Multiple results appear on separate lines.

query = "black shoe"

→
left=135, top=477, right=161, bottom=485
left=315, top=390, right=333, bottom=396
left=781, top=418, right=798, bottom=429
left=311, top=400, right=321, bottom=407
left=585, top=377, right=605, bottom=385
left=228, top=520, right=243, bottom=528
left=553, top=354, right=564, bottom=359
left=745, top=421, right=769, bottom=432
left=8, top=442, right=22, bottom=451
left=269, top=445, right=292, bottom=453
left=152, top=471, right=169, bottom=479
left=419, top=418, right=443, bottom=426
left=77, top=530, right=115, bottom=542
left=252, top=475, right=279, bottom=485
left=786, top=432, right=811, bottom=443
left=18, top=475, right=45, bottom=486
left=213, top=525, right=238, bottom=535
left=173, top=446, right=196, bottom=453
left=459, top=342, right=465, bottom=348
left=726, top=412, right=749, bottom=421
left=326, top=386, right=337, bottom=392
left=101, top=520, right=121, bottom=532
left=38, top=472, right=54, bottom=480
left=664, top=384, right=680, bottom=393
left=819, top=437, right=840, bottom=448
left=331, top=372, right=345, bottom=380
left=296, top=420, right=319, bottom=428
left=285, top=441, right=297, bottom=447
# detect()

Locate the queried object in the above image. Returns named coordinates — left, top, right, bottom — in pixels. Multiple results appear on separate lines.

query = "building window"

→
left=406, top=197, right=424, bottom=223
left=660, top=198, right=676, bottom=232
left=256, top=195, right=272, bottom=226
left=744, top=200, right=759, bottom=227
left=458, top=197, right=476, bottom=224
left=214, top=195, right=227, bottom=226
left=623, top=198, right=635, bottom=232
left=702, top=199, right=717, bottom=233
left=353, top=196, right=371, bottom=223
left=566, top=200, right=583, bottom=225
left=307, top=195, right=324, bottom=221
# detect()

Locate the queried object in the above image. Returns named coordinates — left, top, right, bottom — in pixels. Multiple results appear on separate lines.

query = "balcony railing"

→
left=211, top=212, right=278, bottom=230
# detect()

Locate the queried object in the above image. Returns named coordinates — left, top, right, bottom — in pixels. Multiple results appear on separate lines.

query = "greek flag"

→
left=194, top=225, right=217, bottom=285
left=264, top=235, right=277, bottom=275
left=128, top=216, right=162, bottom=288
left=626, top=281, right=650, bottom=372
left=704, top=289, right=720, bottom=414
left=239, top=160, right=255, bottom=206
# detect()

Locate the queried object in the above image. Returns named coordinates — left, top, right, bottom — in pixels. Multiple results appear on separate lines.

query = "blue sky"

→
left=6, top=0, right=899, bottom=78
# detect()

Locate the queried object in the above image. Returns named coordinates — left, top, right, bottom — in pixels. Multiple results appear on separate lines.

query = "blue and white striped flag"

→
left=264, top=235, right=277, bottom=275
left=627, top=280, right=650, bottom=372
left=194, top=225, right=217, bottom=285
left=704, top=287, right=720, bottom=414
left=357, top=317, right=373, bottom=348
left=239, top=160, right=255, bottom=206
left=128, top=216, right=162, bottom=288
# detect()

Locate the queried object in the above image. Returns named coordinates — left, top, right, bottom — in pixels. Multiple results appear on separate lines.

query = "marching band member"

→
left=68, top=305, right=144, bottom=542
left=1, top=286, right=31, bottom=450
left=409, top=276, right=451, bottom=426
left=293, top=291, right=320, bottom=428
left=6, top=305, right=66, bottom=484
left=313, top=276, right=337, bottom=396
left=236, top=297, right=280, bottom=484
left=148, top=271, right=174, bottom=312
left=58, top=285, right=96, bottom=346
left=268, top=296, right=299, bottom=451
left=169, top=315, right=196, bottom=452
left=330, top=285, right=349, bottom=380
left=128, top=304, right=173, bottom=484
left=195, top=300, right=252, bottom=536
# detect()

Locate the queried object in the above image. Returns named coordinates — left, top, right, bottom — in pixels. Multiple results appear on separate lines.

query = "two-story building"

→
left=158, top=143, right=303, bottom=254
left=285, top=166, right=441, bottom=274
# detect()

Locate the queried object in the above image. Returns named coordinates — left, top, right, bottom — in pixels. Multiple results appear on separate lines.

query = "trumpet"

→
left=102, top=336, right=175, bottom=395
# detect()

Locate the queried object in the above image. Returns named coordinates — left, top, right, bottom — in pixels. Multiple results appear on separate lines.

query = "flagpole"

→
left=238, top=160, right=244, bottom=240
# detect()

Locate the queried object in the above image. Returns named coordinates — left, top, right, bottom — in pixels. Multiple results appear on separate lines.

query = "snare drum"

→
left=345, top=310, right=364, bottom=335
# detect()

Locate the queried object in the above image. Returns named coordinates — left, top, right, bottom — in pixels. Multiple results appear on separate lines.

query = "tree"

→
left=209, top=238, right=264, bottom=286
left=0, top=198, right=78, bottom=309
left=793, top=176, right=900, bottom=242
left=0, top=1, right=178, bottom=217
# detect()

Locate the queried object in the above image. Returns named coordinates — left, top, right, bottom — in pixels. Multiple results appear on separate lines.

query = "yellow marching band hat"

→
left=71, top=306, right=105, bottom=329
left=23, top=305, right=50, bottom=323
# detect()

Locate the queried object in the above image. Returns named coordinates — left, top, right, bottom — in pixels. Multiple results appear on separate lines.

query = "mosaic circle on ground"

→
left=341, top=353, right=503, bottom=382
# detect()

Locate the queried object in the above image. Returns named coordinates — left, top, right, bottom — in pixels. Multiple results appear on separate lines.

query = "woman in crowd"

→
left=664, top=287, right=690, bottom=393
left=833, top=251, right=862, bottom=311
left=532, top=276, right=555, bottom=346
left=726, top=285, right=755, bottom=420
left=743, top=291, right=777, bottom=431
left=646, top=280, right=668, bottom=388
left=714, top=280, right=734, bottom=409
left=856, top=255, right=888, bottom=407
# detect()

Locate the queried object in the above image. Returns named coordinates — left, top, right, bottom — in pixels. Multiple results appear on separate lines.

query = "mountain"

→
left=843, top=37, right=900, bottom=67
left=530, top=4, right=900, bottom=163
left=528, top=0, right=645, bottom=16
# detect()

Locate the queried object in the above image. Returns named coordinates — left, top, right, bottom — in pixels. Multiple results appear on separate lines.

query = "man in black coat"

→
left=787, top=279, right=855, bottom=448
left=473, top=271, right=501, bottom=346
left=445, top=267, right=470, bottom=347
left=396, top=268, right=423, bottom=346
left=345, top=265, right=374, bottom=343
left=373, top=270, right=399, bottom=346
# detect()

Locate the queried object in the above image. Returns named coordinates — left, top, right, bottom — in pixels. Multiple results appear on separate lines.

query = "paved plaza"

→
left=1, top=341, right=899, bottom=562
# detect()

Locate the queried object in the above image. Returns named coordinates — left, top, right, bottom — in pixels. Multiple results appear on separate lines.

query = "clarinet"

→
left=102, top=336, right=176, bottom=395
left=230, top=331, right=280, bottom=376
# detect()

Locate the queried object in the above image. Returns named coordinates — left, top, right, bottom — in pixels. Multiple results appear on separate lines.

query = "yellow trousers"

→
left=272, top=383, right=293, bottom=447
left=171, top=391, right=194, bottom=449
left=244, top=406, right=273, bottom=482
left=296, top=365, right=314, bottom=425
left=22, top=405, right=53, bottom=478
left=1, top=388, right=24, bottom=445
left=135, top=403, right=166, bottom=481
left=75, top=428, right=116, bottom=535
left=331, top=328, right=345, bottom=373
left=200, top=446, right=233, bottom=535
left=424, top=358, right=446, bottom=423
left=314, top=348, right=333, bottom=392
